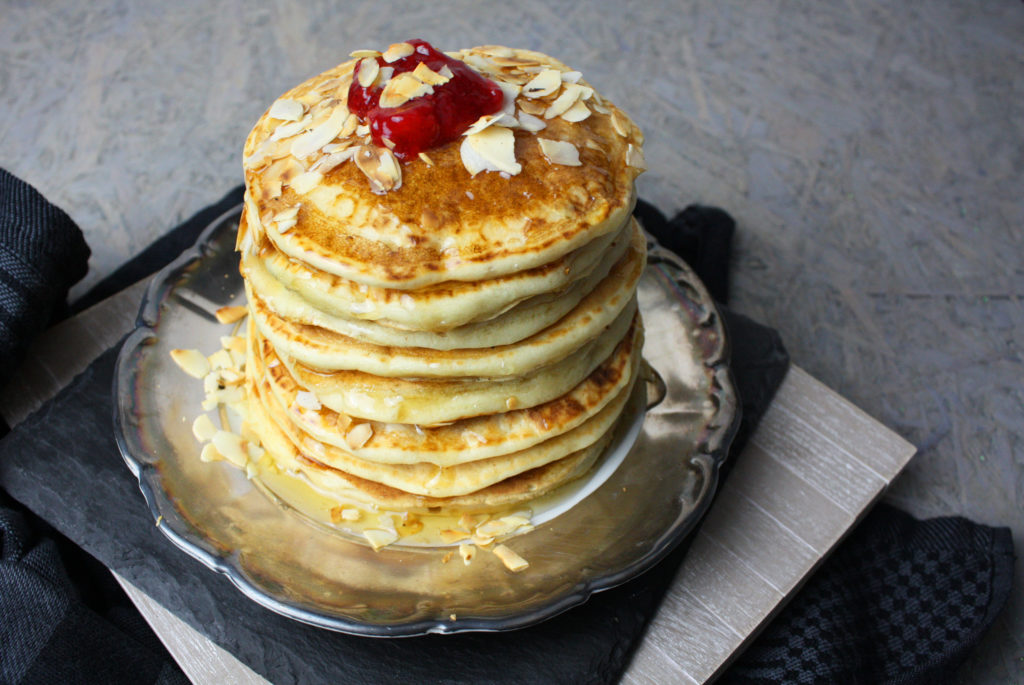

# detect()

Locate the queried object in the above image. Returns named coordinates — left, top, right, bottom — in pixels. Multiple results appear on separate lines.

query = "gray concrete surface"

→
left=1, top=0, right=1021, bottom=681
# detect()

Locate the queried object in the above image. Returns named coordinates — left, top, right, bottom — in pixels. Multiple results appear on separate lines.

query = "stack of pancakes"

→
left=237, top=44, right=647, bottom=516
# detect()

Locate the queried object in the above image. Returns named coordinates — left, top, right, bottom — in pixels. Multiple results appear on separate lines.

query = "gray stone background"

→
left=1, top=0, right=1021, bottom=681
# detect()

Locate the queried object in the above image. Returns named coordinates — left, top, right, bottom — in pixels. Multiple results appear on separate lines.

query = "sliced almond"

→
left=544, top=83, right=583, bottom=119
left=522, top=69, right=561, bottom=98
left=345, top=422, right=374, bottom=449
left=460, top=126, right=521, bottom=176
left=518, top=99, right=545, bottom=115
left=263, top=156, right=304, bottom=186
left=215, top=305, right=247, bottom=324
left=417, top=152, right=434, bottom=166
left=561, top=70, right=583, bottom=83
left=170, top=349, right=210, bottom=378
left=199, top=443, right=222, bottom=463
left=349, top=49, right=381, bottom=59
left=207, top=349, right=233, bottom=370
left=561, top=99, right=591, bottom=123
left=626, top=143, right=646, bottom=170
left=463, top=113, right=516, bottom=136
left=516, top=111, right=546, bottom=132
left=191, top=414, right=218, bottom=442
left=412, top=62, right=450, bottom=86
left=382, top=42, right=414, bottom=63
left=311, top=147, right=357, bottom=174
left=475, top=518, right=519, bottom=538
left=610, top=110, right=630, bottom=137
left=356, top=58, right=380, bottom=88
left=379, top=72, right=433, bottom=108
left=354, top=145, right=402, bottom=193
left=364, top=528, right=399, bottom=551
left=267, top=98, right=304, bottom=121
left=439, top=65, right=454, bottom=79
left=493, top=544, right=529, bottom=572
left=497, top=81, right=521, bottom=116
left=268, top=117, right=310, bottom=142
left=440, top=529, right=471, bottom=544
left=289, top=170, right=323, bottom=194
left=538, top=138, right=581, bottom=166
left=290, top=106, right=350, bottom=159
left=212, top=430, right=248, bottom=468
left=459, top=543, right=475, bottom=565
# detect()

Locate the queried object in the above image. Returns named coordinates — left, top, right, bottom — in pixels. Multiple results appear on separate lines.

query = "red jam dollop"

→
left=348, top=39, right=505, bottom=160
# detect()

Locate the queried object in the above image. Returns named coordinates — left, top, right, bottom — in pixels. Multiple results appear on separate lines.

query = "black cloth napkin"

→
left=0, top=175, right=1013, bottom=684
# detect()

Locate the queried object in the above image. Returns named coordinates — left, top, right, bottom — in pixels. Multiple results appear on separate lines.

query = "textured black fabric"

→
left=0, top=493, right=188, bottom=685
left=0, top=168, right=90, bottom=391
left=721, top=504, right=1014, bottom=684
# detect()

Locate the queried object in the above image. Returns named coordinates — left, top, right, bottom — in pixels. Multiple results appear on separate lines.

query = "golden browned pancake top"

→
left=241, top=45, right=645, bottom=288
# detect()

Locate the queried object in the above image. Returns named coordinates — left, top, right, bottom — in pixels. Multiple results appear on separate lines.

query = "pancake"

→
left=254, top=320, right=642, bottom=465
left=241, top=47, right=644, bottom=290
left=251, top=212, right=630, bottom=332
left=247, top=224, right=644, bottom=377
left=273, top=308, right=640, bottom=424
left=242, top=219, right=636, bottom=346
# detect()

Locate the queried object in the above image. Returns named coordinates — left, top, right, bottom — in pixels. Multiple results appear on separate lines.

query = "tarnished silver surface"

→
left=113, top=207, right=738, bottom=635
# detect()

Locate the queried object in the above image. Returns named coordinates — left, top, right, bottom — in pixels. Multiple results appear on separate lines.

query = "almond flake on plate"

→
left=214, top=305, right=248, bottom=324
left=211, top=430, right=249, bottom=468
left=459, top=543, right=475, bottom=565
left=267, top=98, right=304, bottom=121
left=170, top=349, right=210, bottom=378
left=538, top=138, right=581, bottom=166
left=191, top=414, right=218, bottom=442
left=364, top=528, right=399, bottom=551
left=522, top=69, right=562, bottom=98
left=493, top=544, right=529, bottom=572
left=460, top=126, right=521, bottom=176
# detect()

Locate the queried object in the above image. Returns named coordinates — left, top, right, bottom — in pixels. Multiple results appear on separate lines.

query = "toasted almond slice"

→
left=458, top=513, right=483, bottom=530
left=439, top=64, right=454, bottom=79
left=263, top=156, right=304, bottom=185
left=460, top=126, right=521, bottom=176
left=350, top=49, right=381, bottom=58
left=268, top=117, right=310, bottom=142
left=341, top=507, right=361, bottom=521
left=170, top=349, right=210, bottom=378
left=626, top=143, right=646, bottom=169
left=418, top=152, right=434, bottom=166
left=268, top=98, right=304, bottom=121
left=538, top=138, right=581, bottom=166
left=379, top=71, right=433, bottom=108
left=518, top=99, right=545, bottom=115
left=192, top=414, right=217, bottom=442
left=311, top=147, right=357, bottom=174
left=215, top=305, right=247, bottom=324
left=382, top=42, right=414, bottom=63
left=207, top=349, right=233, bottom=370
left=289, top=170, right=323, bottom=194
left=463, top=113, right=512, bottom=136
left=471, top=534, right=495, bottom=547
left=523, top=69, right=561, bottom=98
left=345, top=422, right=374, bottom=449
left=561, top=70, right=583, bottom=83
left=291, top=106, right=350, bottom=159
left=364, top=528, right=399, bottom=551
left=440, top=529, right=471, bottom=544
left=497, top=81, right=521, bottom=116
left=412, top=62, right=450, bottom=86
left=356, top=58, right=379, bottom=88
left=516, top=111, right=546, bottom=132
left=493, top=544, right=529, bottom=572
left=212, top=430, right=248, bottom=468
left=354, top=145, right=402, bottom=193
left=611, top=110, right=629, bottom=137
left=544, top=83, right=583, bottom=119
left=475, top=518, right=519, bottom=538
left=295, top=390, right=322, bottom=411
left=561, top=99, right=591, bottom=122
left=200, top=443, right=222, bottom=463
left=459, top=543, right=475, bottom=565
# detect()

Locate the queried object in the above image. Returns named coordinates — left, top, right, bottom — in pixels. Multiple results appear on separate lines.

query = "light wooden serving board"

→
left=1, top=283, right=915, bottom=684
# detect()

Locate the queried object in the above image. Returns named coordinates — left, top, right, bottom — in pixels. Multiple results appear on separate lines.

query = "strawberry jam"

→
left=348, top=39, right=504, bottom=160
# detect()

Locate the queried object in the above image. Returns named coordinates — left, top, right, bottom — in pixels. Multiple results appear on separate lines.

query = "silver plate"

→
left=114, top=206, right=738, bottom=636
